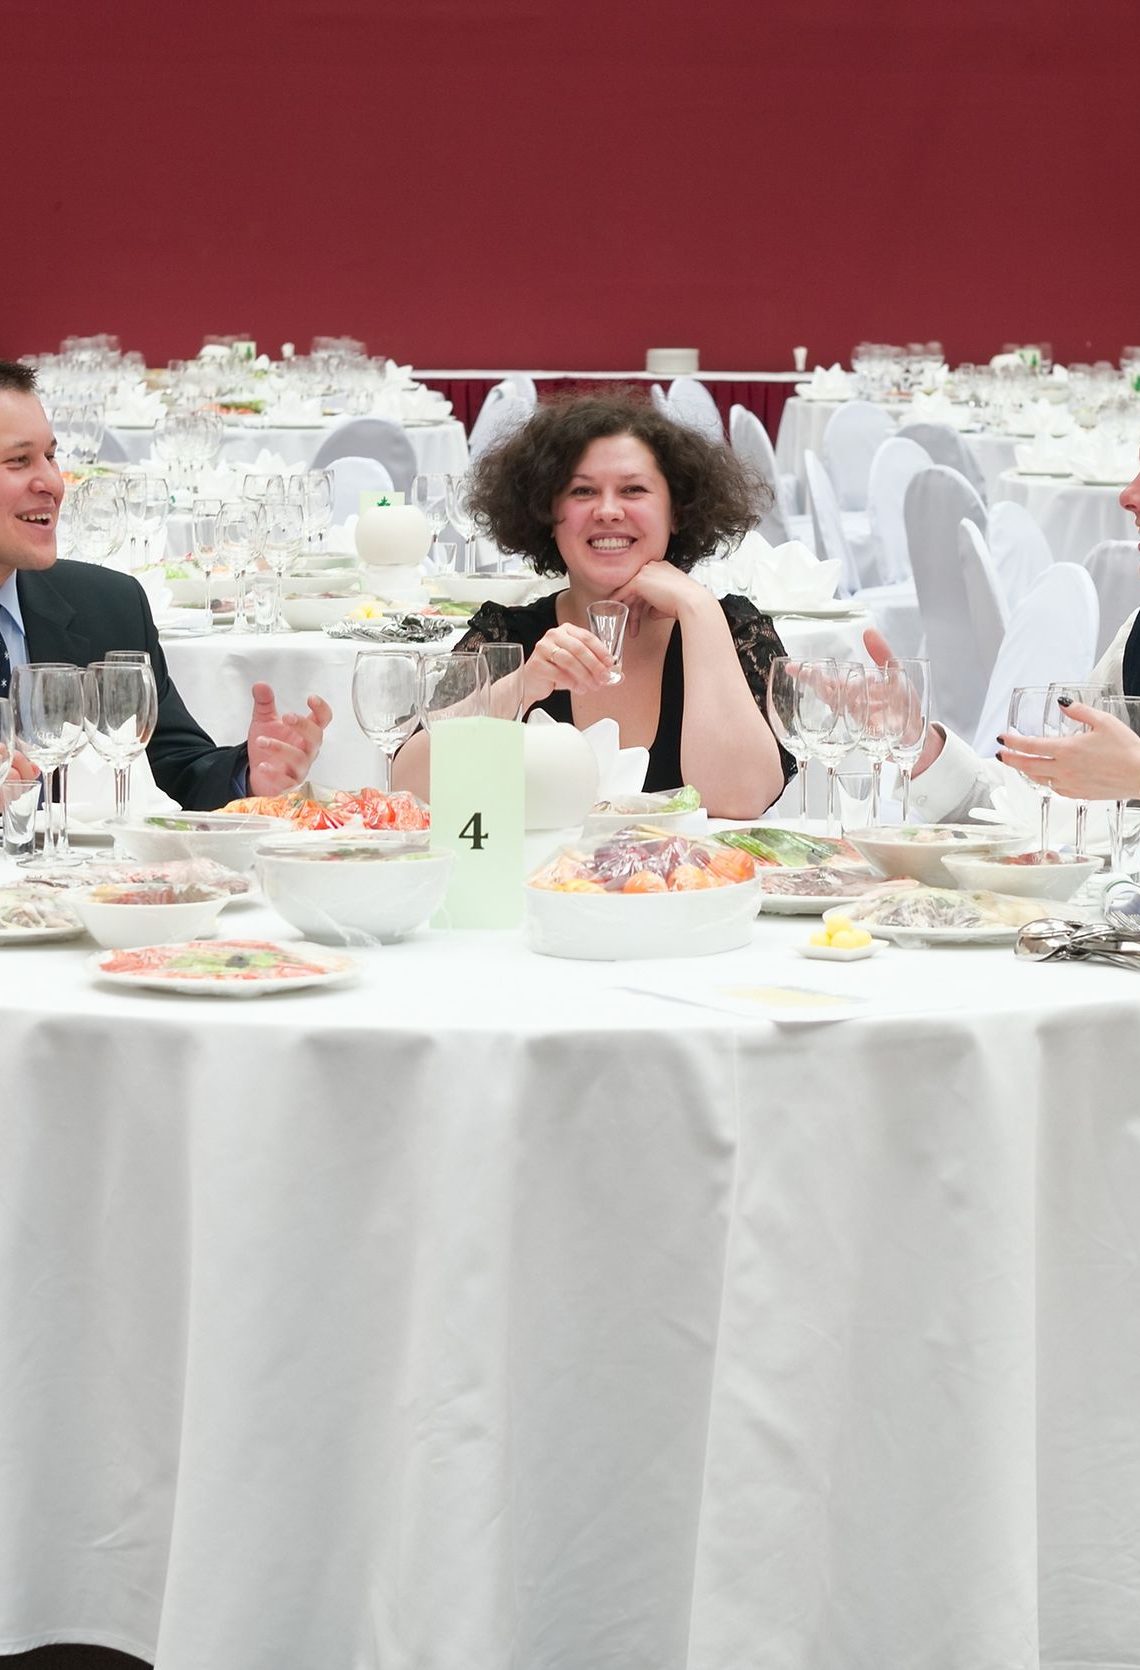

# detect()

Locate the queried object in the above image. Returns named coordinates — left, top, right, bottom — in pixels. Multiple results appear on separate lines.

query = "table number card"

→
left=430, top=717, right=525, bottom=927
left=358, top=490, right=406, bottom=515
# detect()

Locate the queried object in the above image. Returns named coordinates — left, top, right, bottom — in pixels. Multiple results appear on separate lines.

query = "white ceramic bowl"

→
left=257, top=844, right=453, bottom=944
left=941, top=853, right=1101, bottom=899
left=848, top=824, right=1027, bottom=888
left=70, top=885, right=230, bottom=949
left=524, top=877, right=760, bottom=960
left=167, top=575, right=207, bottom=606
left=431, top=573, right=539, bottom=608
left=114, top=813, right=288, bottom=873
left=282, top=572, right=362, bottom=598
left=281, top=595, right=363, bottom=631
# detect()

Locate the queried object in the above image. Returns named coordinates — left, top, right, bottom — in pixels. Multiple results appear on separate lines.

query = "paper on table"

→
left=620, top=970, right=864, bottom=1023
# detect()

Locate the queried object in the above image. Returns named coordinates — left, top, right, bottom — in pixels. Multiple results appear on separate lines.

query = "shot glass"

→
left=836, top=771, right=874, bottom=834
left=586, top=600, right=629, bottom=685
left=246, top=571, right=278, bottom=634
left=1, top=776, right=41, bottom=863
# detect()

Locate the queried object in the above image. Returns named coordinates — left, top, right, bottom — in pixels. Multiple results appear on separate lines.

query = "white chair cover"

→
left=729, top=405, right=812, bottom=547
left=650, top=383, right=669, bottom=418
left=1080, top=541, right=1140, bottom=660
left=468, top=391, right=530, bottom=462
left=666, top=376, right=724, bottom=443
left=864, top=436, right=930, bottom=585
left=309, top=419, right=418, bottom=496
left=805, top=450, right=859, bottom=595
left=971, top=564, right=1099, bottom=755
left=958, top=520, right=1010, bottom=678
left=328, top=455, right=395, bottom=525
left=501, top=373, right=538, bottom=407
left=986, top=500, right=1054, bottom=612
left=97, top=430, right=128, bottom=465
left=897, top=421, right=988, bottom=503
left=904, top=466, right=989, bottom=739
left=821, top=401, right=894, bottom=511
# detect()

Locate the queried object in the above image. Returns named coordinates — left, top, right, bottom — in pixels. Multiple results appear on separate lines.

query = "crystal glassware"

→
left=411, top=473, right=451, bottom=566
left=9, top=663, right=88, bottom=866
left=1006, top=685, right=1060, bottom=859
left=884, top=657, right=931, bottom=824
left=585, top=601, right=629, bottom=684
left=475, top=643, right=526, bottom=721
left=1094, top=694, right=1140, bottom=875
left=1047, top=682, right=1111, bottom=858
left=418, top=650, right=490, bottom=731
left=445, top=475, right=481, bottom=574
left=217, top=499, right=266, bottom=633
left=765, top=655, right=811, bottom=825
left=793, top=658, right=847, bottom=835
left=82, top=660, right=158, bottom=822
left=351, top=649, right=422, bottom=793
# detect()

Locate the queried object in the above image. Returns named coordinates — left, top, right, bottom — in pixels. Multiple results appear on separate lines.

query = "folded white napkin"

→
left=797, top=363, right=853, bottom=401
left=698, top=532, right=839, bottom=611
left=106, top=388, right=165, bottom=426
left=70, top=749, right=180, bottom=822
left=263, top=396, right=324, bottom=424
left=1014, top=436, right=1073, bottom=474
left=909, top=391, right=971, bottom=431
left=401, top=385, right=452, bottom=421
left=1063, top=433, right=1137, bottom=483
left=983, top=775, right=1112, bottom=847
left=526, top=710, right=649, bottom=802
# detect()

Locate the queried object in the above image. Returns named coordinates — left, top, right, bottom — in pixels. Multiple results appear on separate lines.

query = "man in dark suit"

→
left=0, top=359, right=331, bottom=806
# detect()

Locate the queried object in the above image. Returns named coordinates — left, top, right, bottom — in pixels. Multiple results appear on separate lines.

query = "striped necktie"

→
left=0, top=626, right=9, bottom=700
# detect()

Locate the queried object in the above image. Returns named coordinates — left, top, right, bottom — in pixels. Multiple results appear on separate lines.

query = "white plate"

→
left=0, top=919, right=84, bottom=944
left=1073, top=474, right=1131, bottom=487
left=797, top=937, right=886, bottom=961
left=762, top=602, right=866, bottom=620
left=759, top=889, right=880, bottom=915
left=89, top=939, right=360, bottom=996
left=833, top=919, right=1016, bottom=946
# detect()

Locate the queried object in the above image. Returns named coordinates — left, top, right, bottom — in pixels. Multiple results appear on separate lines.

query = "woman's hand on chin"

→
left=524, top=622, right=617, bottom=704
left=612, top=561, right=709, bottom=638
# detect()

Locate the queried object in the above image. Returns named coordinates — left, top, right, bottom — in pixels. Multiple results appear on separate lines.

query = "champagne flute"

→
left=884, top=658, right=930, bottom=825
left=1006, top=685, right=1060, bottom=859
left=765, top=655, right=810, bottom=825
left=351, top=649, right=421, bottom=792
left=792, top=658, right=846, bottom=835
left=9, top=663, right=88, bottom=866
left=82, top=660, right=158, bottom=822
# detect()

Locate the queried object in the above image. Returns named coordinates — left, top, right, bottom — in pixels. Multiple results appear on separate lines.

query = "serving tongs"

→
left=1016, top=884, right=1140, bottom=968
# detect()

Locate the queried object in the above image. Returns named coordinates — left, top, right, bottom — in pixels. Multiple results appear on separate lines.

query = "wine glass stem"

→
left=899, top=766, right=912, bottom=824
left=825, top=765, right=837, bottom=837
left=57, top=763, right=72, bottom=861
left=1075, top=801, right=1088, bottom=859
left=232, top=568, right=249, bottom=633
left=1039, top=791, right=1051, bottom=860
left=870, top=760, right=882, bottom=824
left=1110, top=800, right=1125, bottom=873
left=377, top=746, right=393, bottom=794
left=40, top=767, right=57, bottom=858
left=114, top=764, right=130, bottom=823
left=797, top=756, right=808, bottom=823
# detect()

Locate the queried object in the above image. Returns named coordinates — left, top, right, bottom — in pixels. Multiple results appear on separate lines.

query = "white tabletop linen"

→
left=108, top=417, right=469, bottom=478
left=1, top=905, right=1139, bottom=1669
left=161, top=615, right=869, bottom=794
left=992, top=470, right=1133, bottom=563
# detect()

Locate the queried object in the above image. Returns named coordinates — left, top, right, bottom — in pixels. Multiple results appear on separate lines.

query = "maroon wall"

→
left=4, top=0, right=1134, bottom=370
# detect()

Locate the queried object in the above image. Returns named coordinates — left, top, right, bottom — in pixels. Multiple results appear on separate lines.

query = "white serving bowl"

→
left=848, top=824, right=1027, bottom=888
left=431, top=573, right=539, bottom=608
left=256, top=843, right=453, bottom=944
left=114, top=813, right=288, bottom=874
left=524, top=876, right=760, bottom=960
left=942, top=853, right=1101, bottom=899
left=281, top=595, right=362, bottom=631
left=167, top=575, right=207, bottom=606
left=70, top=884, right=230, bottom=949
left=282, top=572, right=362, bottom=598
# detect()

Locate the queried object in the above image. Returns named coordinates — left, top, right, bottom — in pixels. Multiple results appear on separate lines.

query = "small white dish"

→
left=797, top=937, right=886, bottom=962
left=942, top=853, right=1100, bottom=899
left=281, top=596, right=362, bottom=631
left=430, top=573, right=539, bottom=608
left=71, top=885, right=230, bottom=949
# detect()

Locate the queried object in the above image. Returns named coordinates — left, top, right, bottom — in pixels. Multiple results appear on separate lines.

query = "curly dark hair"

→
left=467, top=388, right=770, bottom=577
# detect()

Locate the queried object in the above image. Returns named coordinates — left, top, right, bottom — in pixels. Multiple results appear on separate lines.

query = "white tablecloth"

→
left=2, top=903, right=1139, bottom=1669
left=108, top=418, right=469, bottom=478
left=775, top=398, right=1017, bottom=502
left=161, top=615, right=871, bottom=795
left=993, top=470, right=1133, bottom=564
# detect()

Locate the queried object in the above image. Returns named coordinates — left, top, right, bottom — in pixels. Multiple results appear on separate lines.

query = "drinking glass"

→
left=9, top=663, right=88, bottom=865
left=765, top=655, right=810, bottom=824
left=1095, top=695, right=1140, bottom=874
left=0, top=697, right=13, bottom=784
left=884, top=657, right=931, bottom=824
left=793, top=658, right=847, bottom=835
left=1006, top=685, right=1060, bottom=858
left=71, top=477, right=127, bottom=564
left=841, top=665, right=893, bottom=824
left=262, top=500, right=305, bottom=629
left=475, top=642, right=526, bottom=720
left=303, top=469, right=335, bottom=550
left=217, top=500, right=266, bottom=633
left=1047, top=681, right=1110, bottom=858
left=82, top=660, right=158, bottom=822
left=586, top=601, right=628, bottom=684
left=411, top=473, right=450, bottom=565
left=0, top=775, right=39, bottom=861
left=351, top=649, right=422, bottom=792
left=445, top=475, right=481, bottom=573
left=191, top=497, right=223, bottom=627
left=418, top=650, right=490, bottom=730
left=123, top=473, right=170, bottom=566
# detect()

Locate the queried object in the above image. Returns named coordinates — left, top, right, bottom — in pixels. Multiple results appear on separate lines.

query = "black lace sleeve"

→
left=720, top=593, right=797, bottom=788
left=454, top=595, right=559, bottom=658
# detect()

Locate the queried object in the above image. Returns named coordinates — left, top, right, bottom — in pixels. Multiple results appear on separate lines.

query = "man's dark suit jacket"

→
left=17, top=560, right=248, bottom=810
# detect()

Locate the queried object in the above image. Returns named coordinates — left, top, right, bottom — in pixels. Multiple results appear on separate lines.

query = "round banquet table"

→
left=774, top=398, right=1016, bottom=502
left=2, top=897, right=1140, bottom=1670
left=993, top=469, right=1133, bottom=563
left=160, top=613, right=872, bottom=793
left=106, top=417, right=469, bottom=477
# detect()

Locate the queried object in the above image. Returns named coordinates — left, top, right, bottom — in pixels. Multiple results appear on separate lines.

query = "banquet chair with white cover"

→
left=971, top=564, right=1099, bottom=755
left=958, top=520, right=1011, bottom=679
left=1039, top=485, right=1119, bottom=564
left=328, top=456, right=395, bottom=524
left=666, top=377, right=724, bottom=443
left=310, top=419, right=418, bottom=496
left=650, top=383, right=669, bottom=418
left=501, top=373, right=538, bottom=407
left=729, top=405, right=812, bottom=547
left=1080, top=541, right=1140, bottom=660
left=897, top=421, right=988, bottom=504
left=805, top=450, right=862, bottom=594
left=467, top=392, right=530, bottom=462
left=904, top=465, right=989, bottom=739
left=986, top=500, right=1054, bottom=611
left=864, top=436, right=930, bottom=584
left=821, top=401, right=894, bottom=511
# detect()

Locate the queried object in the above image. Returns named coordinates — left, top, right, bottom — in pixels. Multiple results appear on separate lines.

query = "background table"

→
left=2, top=904, right=1140, bottom=1669
left=107, top=417, right=469, bottom=478
left=775, top=397, right=1019, bottom=502
left=992, top=470, right=1134, bottom=563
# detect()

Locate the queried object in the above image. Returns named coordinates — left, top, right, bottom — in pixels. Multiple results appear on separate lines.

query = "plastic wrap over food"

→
left=525, top=827, right=760, bottom=960
left=18, top=858, right=251, bottom=896
left=832, top=880, right=1050, bottom=944
left=256, top=838, right=452, bottom=949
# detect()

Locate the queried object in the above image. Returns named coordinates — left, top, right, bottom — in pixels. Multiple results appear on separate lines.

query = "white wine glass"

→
left=411, top=473, right=450, bottom=566
left=418, top=650, right=490, bottom=730
left=262, top=500, right=305, bottom=630
left=1006, top=685, right=1060, bottom=859
left=884, top=657, right=930, bottom=825
left=793, top=658, right=847, bottom=835
left=82, top=660, right=158, bottom=822
left=217, top=499, right=266, bottom=633
left=9, top=663, right=88, bottom=866
left=351, top=649, right=421, bottom=792
left=841, top=665, right=893, bottom=824
left=1094, top=694, right=1140, bottom=875
left=445, top=474, right=480, bottom=573
left=1046, top=681, right=1111, bottom=859
left=0, top=697, right=14, bottom=784
left=765, top=656, right=810, bottom=825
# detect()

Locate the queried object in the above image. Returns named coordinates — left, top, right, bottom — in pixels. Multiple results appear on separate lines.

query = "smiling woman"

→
left=392, top=390, right=795, bottom=818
